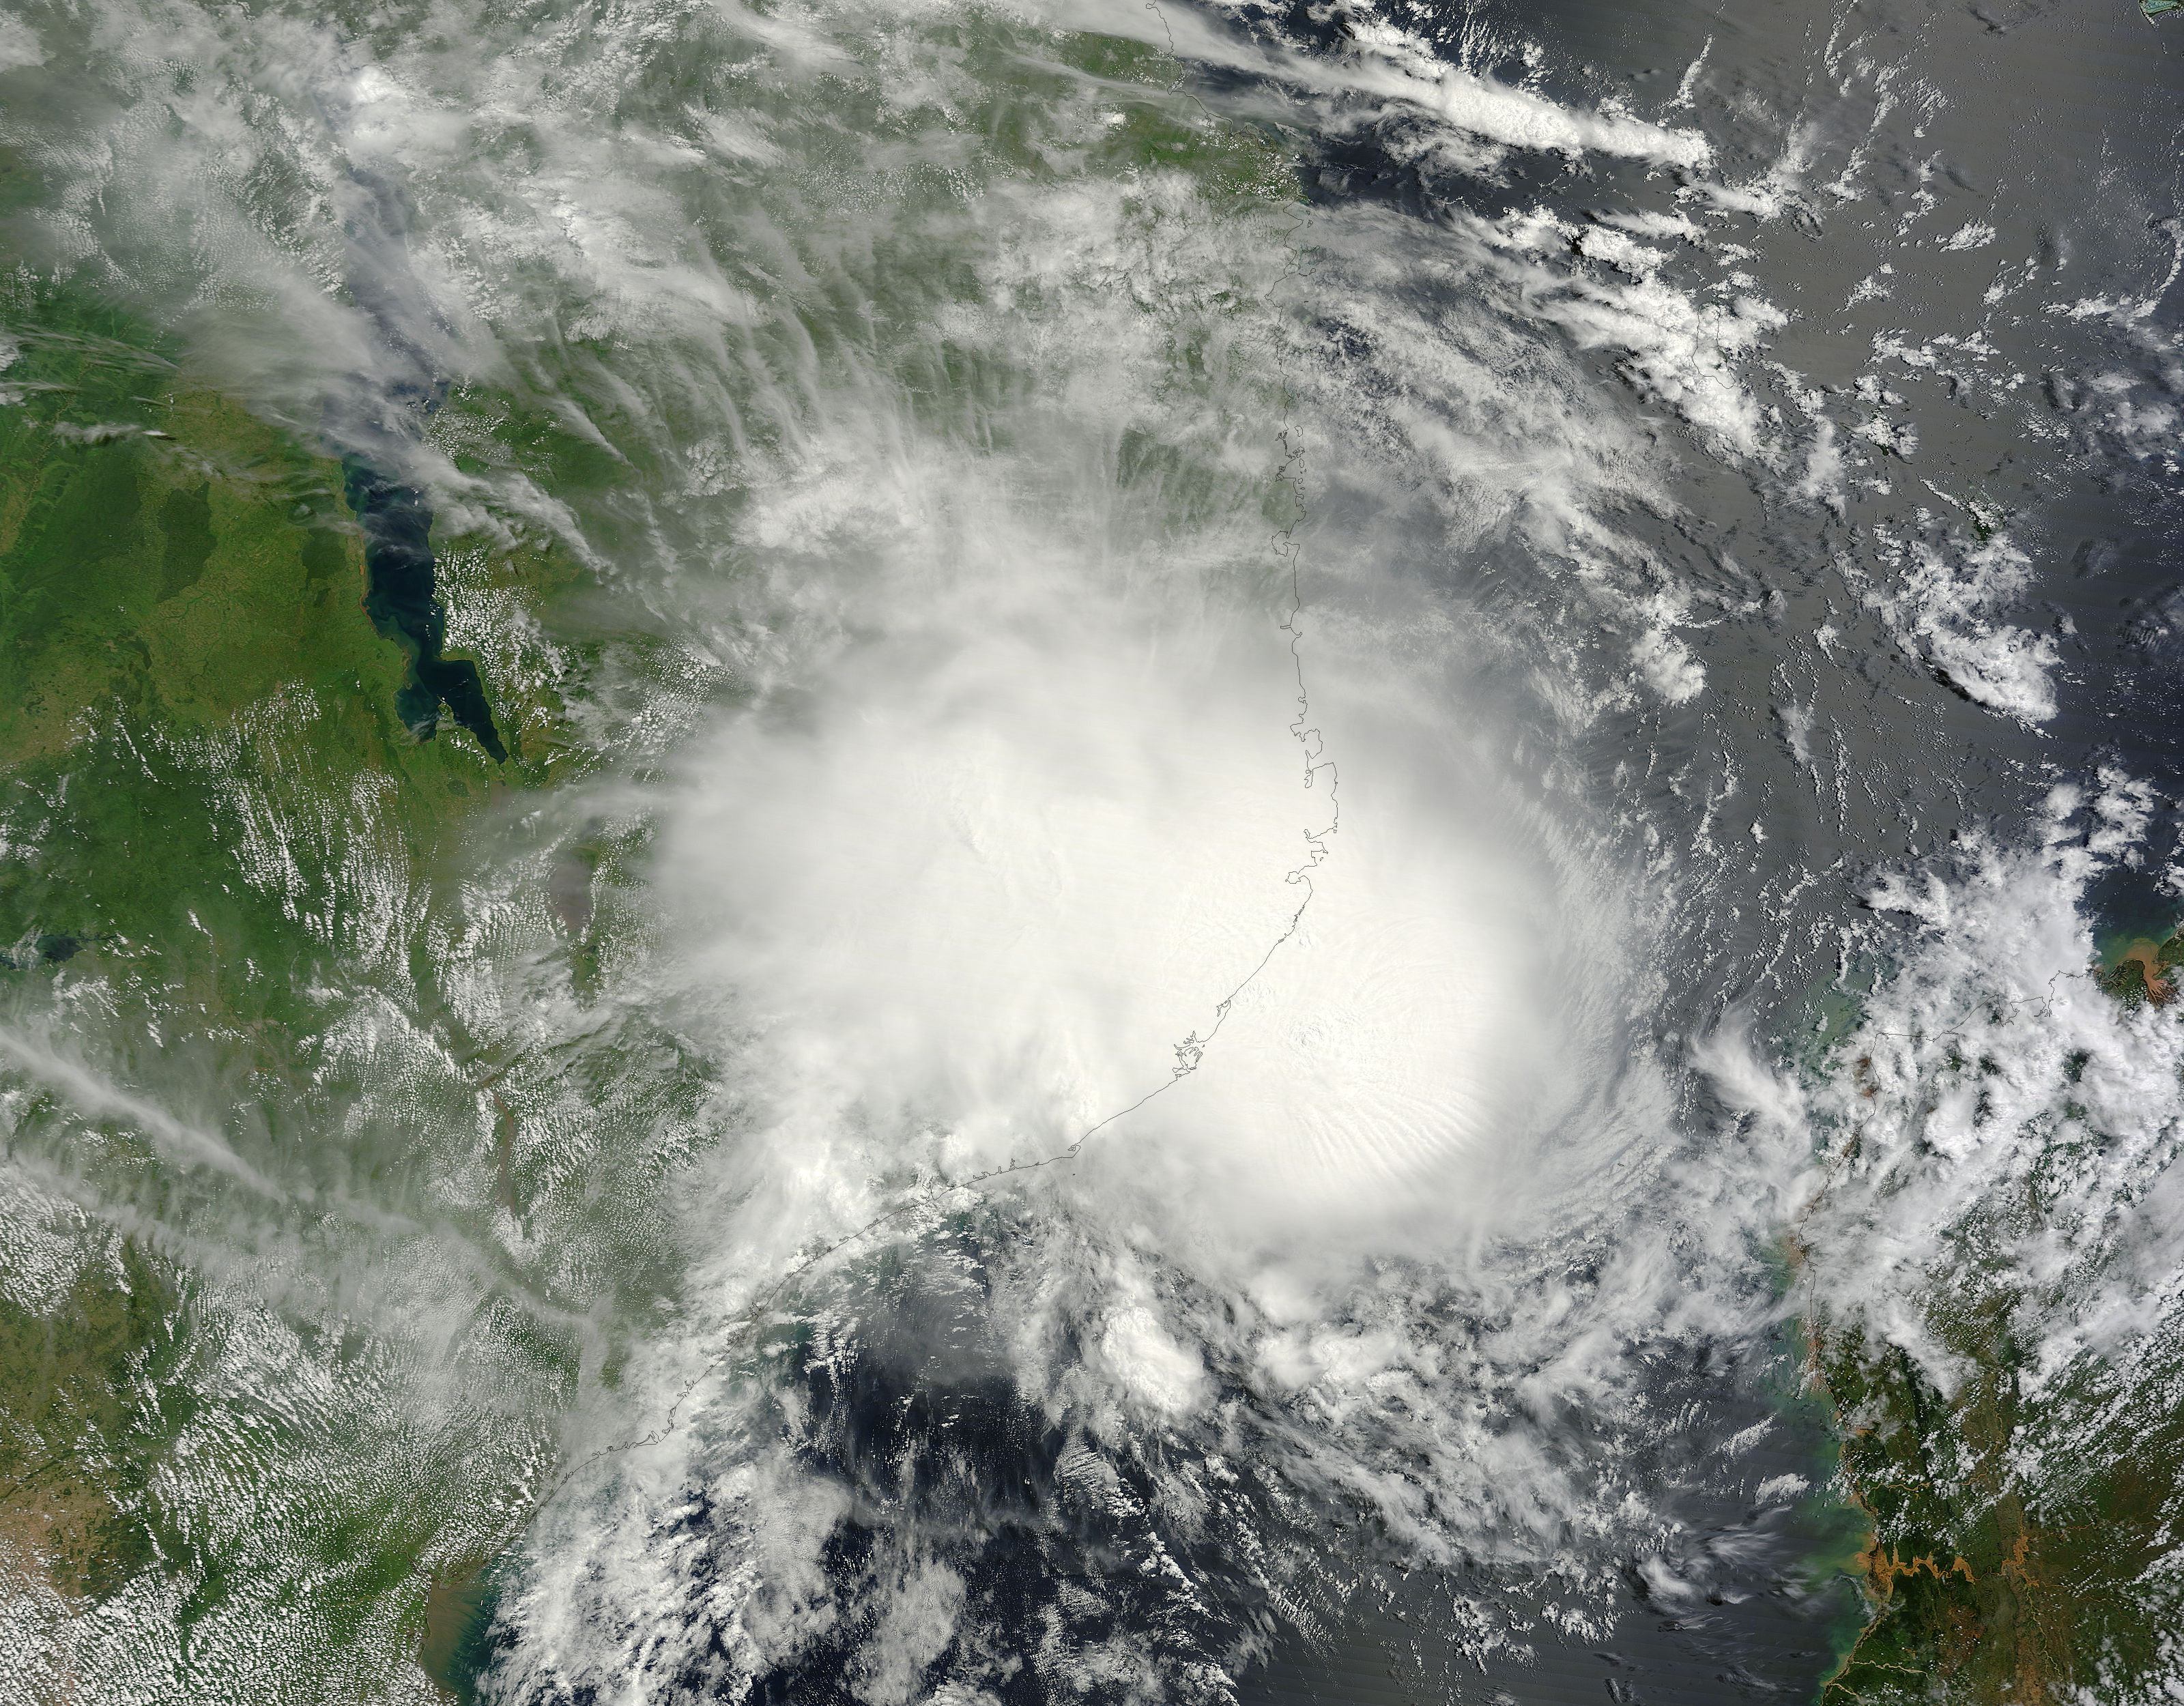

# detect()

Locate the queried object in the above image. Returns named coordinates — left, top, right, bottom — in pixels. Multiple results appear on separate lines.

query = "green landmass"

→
left=1053, top=31, right=1301, bottom=207
left=1812, top=938, right=2184, bottom=1705
left=0, top=285, right=574, bottom=772
left=2090, top=929, right=2184, bottom=1009
left=0, top=280, right=612, bottom=1696
left=1814, top=1318, right=2181, bottom=1703
left=0, top=13, right=1312, bottom=1693
left=0, top=1239, right=196, bottom=1607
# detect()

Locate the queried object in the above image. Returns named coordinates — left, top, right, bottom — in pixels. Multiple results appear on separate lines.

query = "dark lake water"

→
left=336, top=166, right=507, bottom=764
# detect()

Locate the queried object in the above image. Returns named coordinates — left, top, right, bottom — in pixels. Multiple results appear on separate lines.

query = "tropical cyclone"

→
left=3, top=0, right=2184, bottom=1701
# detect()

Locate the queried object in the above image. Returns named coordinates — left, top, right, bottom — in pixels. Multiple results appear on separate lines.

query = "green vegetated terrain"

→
left=0, top=287, right=592, bottom=768
left=2091, top=930, right=2184, bottom=1010
left=1814, top=1314, right=2181, bottom=1703
left=0, top=34, right=1306, bottom=1695
left=1815, top=930, right=2184, bottom=1706
left=0, top=281, right=594, bottom=1699
left=0, top=288, right=535, bottom=1076
left=1054, top=31, right=1301, bottom=207
left=0, top=1240, right=197, bottom=1606
left=0, top=263, right=765, bottom=1701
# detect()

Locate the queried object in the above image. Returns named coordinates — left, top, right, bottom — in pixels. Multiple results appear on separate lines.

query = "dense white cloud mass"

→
left=659, top=551, right=1568, bottom=1248
left=5, top=0, right=2183, bottom=1696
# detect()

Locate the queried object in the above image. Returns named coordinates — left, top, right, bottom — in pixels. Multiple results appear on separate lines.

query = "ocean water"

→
left=0, top=0, right=2181, bottom=1701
